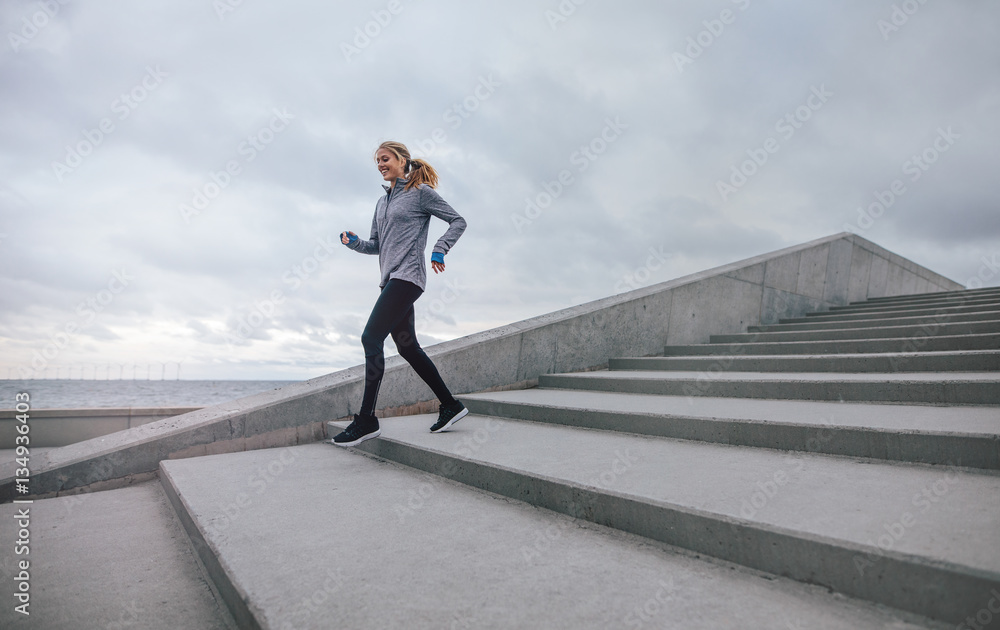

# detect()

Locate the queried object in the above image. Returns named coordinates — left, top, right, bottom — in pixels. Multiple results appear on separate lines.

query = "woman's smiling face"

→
left=375, top=148, right=406, bottom=183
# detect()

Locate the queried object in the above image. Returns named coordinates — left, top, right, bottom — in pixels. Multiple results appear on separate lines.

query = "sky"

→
left=1, top=0, right=998, bottom=381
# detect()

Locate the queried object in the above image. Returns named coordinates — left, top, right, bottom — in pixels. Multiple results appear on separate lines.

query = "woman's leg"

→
left=358, top=279, right=425, bottom=418
left=390, top=302, right=458, bottom=407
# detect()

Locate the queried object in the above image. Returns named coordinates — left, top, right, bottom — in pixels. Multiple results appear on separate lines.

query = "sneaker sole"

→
left=430, top=407, right=469, bottom=433
left=331, top=428, right=381, bottom=447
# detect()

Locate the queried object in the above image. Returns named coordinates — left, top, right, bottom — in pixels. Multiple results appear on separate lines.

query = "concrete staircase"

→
left=157, top=287, right=1000, bottom=629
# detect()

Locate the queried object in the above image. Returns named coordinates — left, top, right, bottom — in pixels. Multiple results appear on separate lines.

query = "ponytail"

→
left=404, top=157, right=439, bottom=191
left=374, top=140, right=440, bottom=191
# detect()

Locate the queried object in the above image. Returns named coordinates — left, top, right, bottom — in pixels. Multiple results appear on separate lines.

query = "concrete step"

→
left=157, top=444, right=947, bottom=630
left=856, top=286, right=1000, bottom=306
left=786, top=302, right=1000, bottom=324
left=342, top=414, right=1000, bottom=627
left=827, top=296, right=1000, bottom=314
left=609, top=350, right=1000, bottom=373
left=537, top=370, right=1000, bottom=405
left=663, top=332, right=1000, bottom=356
left=460, top=388, right=1000, bottom=469
left=711, top=319, right=1000, bottom=345
left=755, top=309, right=1000, bottom=333
left=0, top=481, right=233, bottom=630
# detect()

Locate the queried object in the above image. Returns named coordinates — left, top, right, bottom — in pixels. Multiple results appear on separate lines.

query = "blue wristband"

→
left=431, top=252, right=444, bottom=264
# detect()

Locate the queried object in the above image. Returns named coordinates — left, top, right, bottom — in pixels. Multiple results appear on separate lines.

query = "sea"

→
left=0, top=379, right=298, bottom=410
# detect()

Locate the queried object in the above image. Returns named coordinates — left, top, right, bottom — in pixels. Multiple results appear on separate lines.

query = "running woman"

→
left=332, top=140, right=469, bottom=446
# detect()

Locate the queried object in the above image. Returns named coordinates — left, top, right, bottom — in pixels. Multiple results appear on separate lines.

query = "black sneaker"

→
left=332, top=414, right=381, bottom=447
left=430, top=401, right=468, bottom=433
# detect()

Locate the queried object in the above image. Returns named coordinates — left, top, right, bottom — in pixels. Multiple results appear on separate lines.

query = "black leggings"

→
left=359, top=279, right=456, bottom=417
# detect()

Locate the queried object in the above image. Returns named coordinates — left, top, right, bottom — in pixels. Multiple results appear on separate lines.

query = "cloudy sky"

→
left=1, top=0, right=998, bottom=381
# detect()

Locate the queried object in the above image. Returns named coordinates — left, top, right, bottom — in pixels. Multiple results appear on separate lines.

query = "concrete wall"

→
left=0, top=408, right=202, bottom=449
left=0, top=232, right=963, bottom=501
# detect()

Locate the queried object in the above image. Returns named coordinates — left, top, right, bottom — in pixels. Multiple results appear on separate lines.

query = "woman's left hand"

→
left=431, top=260, right=445, bottom=274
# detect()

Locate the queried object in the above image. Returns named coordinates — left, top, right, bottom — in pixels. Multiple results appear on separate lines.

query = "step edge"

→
left=536, top=374, right=1000, bottom=406
left=758, top=312, right=1000, bottom=330
left=459, top=395, right=1000, bottom=439
left=158, top=462, right=265, bottom=630
left=458, top=398, right=1000, bottom=469
left=712, top=321, right=1000, bottom=339
left=613, top=350, right=1000, bottom=360
left=354, top=434, right=1000, bottom=626
left=667, top=331, right=1000, bottom=348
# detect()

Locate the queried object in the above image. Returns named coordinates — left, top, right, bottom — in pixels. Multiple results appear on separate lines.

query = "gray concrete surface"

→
left=538, top=369, right=1000, bottom=404
left=711, top=319, right=1000, bottom=343
left=829, top=295, right=1000, bottom=313
left=0, top=232, right=964, bottom=501
left=0, top=447, right=55, bottom=461
left=350, top=414, right=1000, bottom=626
left=159, top=443, right=947, bottom=630
left=0, top=407, right=202, bottom=449
left=861, top=285, right=1000, bottom=299
left=789, top=302, right=1000, bottom=322
left=460, top=389, right=1000, bottom=469
left=610, top=350, right=1000, bottom=372
left=464, top=388, right=1000, bottom=435
left=752, top=310, right=1000, bottom=332
left=6, top=282, right=990, bottom=629
left=840, top=297, right=1000, bottom=312
left=661, top=333, right=1000, bottom=355
left=0, top=480, right=234, bottom=630
left=859, top=286, right=1000, bottom=304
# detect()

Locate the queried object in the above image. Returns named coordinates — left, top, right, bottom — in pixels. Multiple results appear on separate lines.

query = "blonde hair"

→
left=374, top=140, right=439, bottom=191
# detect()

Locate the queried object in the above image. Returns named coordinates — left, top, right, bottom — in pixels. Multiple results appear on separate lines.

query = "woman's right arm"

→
left=344, top=214, right=379, bottom=254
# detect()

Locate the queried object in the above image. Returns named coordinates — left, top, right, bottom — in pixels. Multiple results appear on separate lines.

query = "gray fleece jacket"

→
left=348, top=178, right=467, bottom=291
